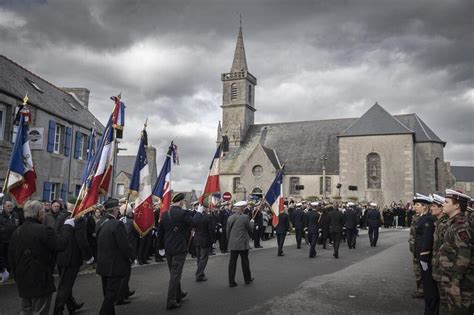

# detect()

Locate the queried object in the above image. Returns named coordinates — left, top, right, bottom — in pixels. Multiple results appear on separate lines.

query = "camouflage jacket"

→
left=409, top=214, right=420, bottom=254
left=432, top=215, right=449, bottom=281
left=438, top=212, right=473, bottom=283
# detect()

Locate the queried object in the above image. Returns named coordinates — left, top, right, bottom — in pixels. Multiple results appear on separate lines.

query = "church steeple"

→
left=230, top=26, right=248, bottom=72
left=220, top=23, right=257, bottom=148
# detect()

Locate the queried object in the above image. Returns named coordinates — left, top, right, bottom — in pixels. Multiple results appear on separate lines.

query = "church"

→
left=217, top=27, right=448, bottom=207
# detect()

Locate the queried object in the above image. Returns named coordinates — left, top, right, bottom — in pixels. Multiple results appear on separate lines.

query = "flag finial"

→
left=117, top=92, right=122, bottom=100
left=23, top=92, right=29, bottom=105
left=144, top=118, right=148, bottom=129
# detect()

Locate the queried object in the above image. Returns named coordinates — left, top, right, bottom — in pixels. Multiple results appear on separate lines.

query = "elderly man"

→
left=157, top=193, right=194, bottom=310
left=0, top=201, right=18, bottom=283
left=366, top=203, right=382, bottom=247
left=95, top=198, right=135, bottom=315
left=8, top=200, right=70, bottom=315
left=44, top=200, right=62, bottom=232
left=193, top=200, right=216, bottom=282
left=227, top=201, right=254, bottom=287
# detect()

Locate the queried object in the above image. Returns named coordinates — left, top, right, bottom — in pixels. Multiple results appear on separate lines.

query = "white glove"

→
left=219, top=228, right=223, bottom=233
left=256, top=226, right=259, bottom=230
left=420, top=261, right=428, bottom=271
left=85, top=257, right=95, bottom=265
left=64, top=218, right=75, bottom=227
left=197, top=205, right=204, bottom=213
left=159, top=249, right=165, bottom=256
left=250, top=219, right=255, bottom=224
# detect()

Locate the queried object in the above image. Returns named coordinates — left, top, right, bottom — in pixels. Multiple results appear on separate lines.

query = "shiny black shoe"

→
left=196, top=276, right=208, bottom=282
left=166, top=302, right=181, bottom=310
left=68, top=302, right=84, bottom=314
left=245, top=278, right=254, bottom=285
left=229, top=282, right=238, bottom=287
left=116, top=299, right=131, bottom=306
left=126, top=290, right=135, bottom=298
left=177, top=291, right=187, bottom=302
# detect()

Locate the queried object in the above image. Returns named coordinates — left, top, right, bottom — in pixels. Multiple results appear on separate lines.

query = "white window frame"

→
left=0, top=104, right=5, bottom=141
left=54, top=125, right=61, bottom=153
left=78, top=134, right=86, bottom=160
left=50, top=182, right=60, bottom=201
left=116, top=183, right=125, bottom=196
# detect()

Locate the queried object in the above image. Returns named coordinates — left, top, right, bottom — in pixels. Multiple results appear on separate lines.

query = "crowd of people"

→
left=0, top=190, right=472, bottom=314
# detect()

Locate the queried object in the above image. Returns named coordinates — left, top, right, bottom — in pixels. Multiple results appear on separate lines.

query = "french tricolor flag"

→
left=200, top=143, right=222, bottom=207
left=73, top=117, right=115, bottom=218
left=152, top=143, right=174, bottom=218
left=7, top=114, right=36, bottom=205
left=130, top=128, right=154, bottom=236
left=111, top=95, right=125, bottom=131
left=265, top=170, right=284, bottom=226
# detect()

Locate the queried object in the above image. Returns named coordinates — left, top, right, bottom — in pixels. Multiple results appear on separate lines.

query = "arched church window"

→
left=367, top=153, right=382, bottom=189
left=248, top=85, right=252, bottom=102
left=435, top=158, right=440, bottom=191
left=252, top=165, right=263, bottom=178
left=231, top=83, right=237, bottom=100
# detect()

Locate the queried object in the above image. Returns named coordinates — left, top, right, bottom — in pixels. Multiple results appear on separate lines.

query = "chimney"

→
left=62, top=87, right=90, bottom=108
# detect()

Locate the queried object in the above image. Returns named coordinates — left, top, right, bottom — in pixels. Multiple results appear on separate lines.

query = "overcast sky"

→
left=1, top=0, right=472, bottom=191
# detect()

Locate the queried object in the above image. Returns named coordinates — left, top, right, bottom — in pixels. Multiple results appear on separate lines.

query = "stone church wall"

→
left=414, top=142, right=445, bottom=194
left=339, top=134, right=414, bottom=206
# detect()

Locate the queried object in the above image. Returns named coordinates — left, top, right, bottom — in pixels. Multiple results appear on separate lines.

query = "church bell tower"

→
left=219, top=24, right=257, bottom=148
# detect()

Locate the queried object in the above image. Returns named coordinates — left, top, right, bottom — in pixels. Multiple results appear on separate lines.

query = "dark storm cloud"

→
left=0, top=0, right=472, bottom=189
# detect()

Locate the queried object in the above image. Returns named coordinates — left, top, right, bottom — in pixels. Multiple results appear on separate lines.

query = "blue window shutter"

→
left=74, top=131, right=81, bottom=159
left=43, top=182, right=52, bottom=201
left=61, top=183, right=67, bottom=201
left=64, top=127, right=72, bottom=157
left=47, top=120, right=56, bottom=153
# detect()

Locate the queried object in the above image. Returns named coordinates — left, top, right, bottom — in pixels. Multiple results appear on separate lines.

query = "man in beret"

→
left=192, top=200, right=216, bottom=282
left=95, top=198, right=135, bottom=315
left=157, top=193, right=194, bottom=310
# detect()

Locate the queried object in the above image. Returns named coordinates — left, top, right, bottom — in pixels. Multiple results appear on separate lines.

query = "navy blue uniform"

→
left=305, top=210, right=320, bottom=258
left=366, top=209, right=382, bottom=246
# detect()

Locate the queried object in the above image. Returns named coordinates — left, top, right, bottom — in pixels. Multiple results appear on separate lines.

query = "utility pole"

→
left=321, top=155, right=328, bottom=200
left=110, top=139, right=127, bottom=198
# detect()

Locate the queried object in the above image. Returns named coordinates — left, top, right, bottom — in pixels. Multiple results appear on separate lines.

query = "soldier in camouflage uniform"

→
left=409, top=210, right=424, bottom=298
left=439, top=189, right=473, bottom=315
left=430, top=193, right=449, bottom=313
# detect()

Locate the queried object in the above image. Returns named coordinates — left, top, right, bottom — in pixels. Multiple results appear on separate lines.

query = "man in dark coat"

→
left=217, top=202, right=231, bottom=253
left=275, top=208, right=290, bottom=256
left=117, top=204, right=137, bottom=304
left=53, top=206, right=92, bottom=314
left=319, top=207, right=331, bottom=249
left=95, top=198, right=135, bottom=315
left=0, top=201, right=19, bottom=282
left=9, top=200, right=68, bottom=315
left=291, top=204, right=305, bottom=249
left=157, top=193, right=194, bottom=310
left=366, top=203, right=382, bottom=247
left=306, top=203, right=320, bottom=258
left=344, top=203, right=359, bottom=249
left=252, top=206, right=264, bottom=248
left=193, top=201, right=216, bottom=282
left=328, top=205, right=344, bottom=258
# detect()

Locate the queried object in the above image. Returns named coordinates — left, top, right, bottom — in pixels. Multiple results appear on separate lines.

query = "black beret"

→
left=172, top=193, right=185, bottom=203
left=103, top=198, right=119, bottom=210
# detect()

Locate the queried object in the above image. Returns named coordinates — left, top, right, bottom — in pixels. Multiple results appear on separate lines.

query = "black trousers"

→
left=219, top=229, right=228, bottom=252
left=346, top=228, right=357, bottom=248
left=54, top=265, right=80, bottom=313
left=253, top=227, right=261, bottom=247
left=321, top=229, right=330, bottom=248
left=295, top=228, right=304, bottom=248
left=100, top=276, right=122, bottom=315
left=368, top=227, right=379, bottom=246
left=228, top=250, right=251, bottom=284
left=331, top=232, right=341, bottom=254
left=138, top=233, right=152, bottom=263
left=117, top=265, right=132, bottom=301
left=165, top=253, right=187, bottom=306
left=195, top=247, right=210, bottom=279
left=420, top=262, right=439, bottom=315
left=308, top=232, right=318, bottom=257
left=0, top=242, right=9, bottom=272
left=276, top=233, right=286, bottom=255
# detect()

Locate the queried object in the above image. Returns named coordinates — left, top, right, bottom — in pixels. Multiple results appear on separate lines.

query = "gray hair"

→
left=24, top=200, right=44, bottom=218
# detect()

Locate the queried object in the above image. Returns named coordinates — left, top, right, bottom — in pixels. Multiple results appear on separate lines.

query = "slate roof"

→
left=230, top=27, right=248, bottom=72
left=451, top=166, right=474, bottom=182
left=221, top=118, right=355, bottom=175
left=262, top=145, right=281, bottom=169
left=0, top=55, right=103, bottom=131
left=340, top=103, right=413, bottom=137
left=116, top=156, right=137, bottom=175
left=221, top=103, right=445, bottom=175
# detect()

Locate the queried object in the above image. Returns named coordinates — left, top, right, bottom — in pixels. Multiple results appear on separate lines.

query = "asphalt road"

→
left=0, top=229, right=424, bottom=314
